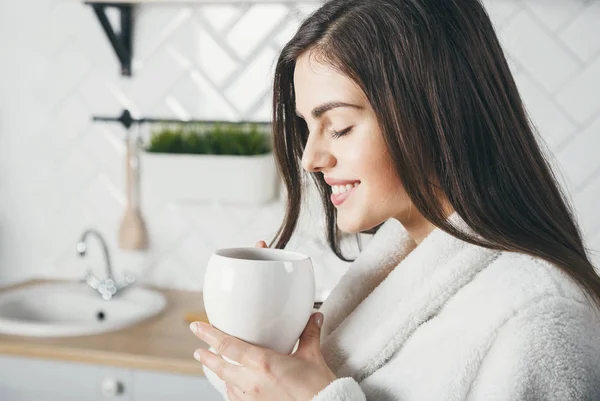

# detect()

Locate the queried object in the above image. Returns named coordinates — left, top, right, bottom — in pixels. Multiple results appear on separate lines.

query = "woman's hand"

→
left=190, top=240, right=337, bottom=401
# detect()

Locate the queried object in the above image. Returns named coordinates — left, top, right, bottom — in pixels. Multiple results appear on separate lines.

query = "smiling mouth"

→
left=330, top=182, right=360, bottom=194
left=330, top=183, right=359, bottom=206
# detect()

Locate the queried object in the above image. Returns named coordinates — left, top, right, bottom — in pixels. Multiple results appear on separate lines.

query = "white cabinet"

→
left=133, top=369, right=221, bottom=401
left=0, top=356, right=222, bottom=401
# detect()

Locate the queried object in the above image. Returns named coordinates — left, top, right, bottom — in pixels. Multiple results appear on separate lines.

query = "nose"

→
left=301, top=132, right=335, bottom=173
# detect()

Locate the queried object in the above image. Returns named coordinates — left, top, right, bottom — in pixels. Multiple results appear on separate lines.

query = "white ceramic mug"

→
left=203, top=247, right=315, bottom=355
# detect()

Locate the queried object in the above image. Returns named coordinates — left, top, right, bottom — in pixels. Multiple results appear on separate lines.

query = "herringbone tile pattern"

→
left=0, top=0, right=598, bottom=290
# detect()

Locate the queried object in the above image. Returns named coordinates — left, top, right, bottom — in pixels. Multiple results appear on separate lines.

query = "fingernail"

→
left=193, top=349, right=202, bottom=361
left=189, top=322, right=198, bottom=334
left=314, top=313, right=323, bottom=328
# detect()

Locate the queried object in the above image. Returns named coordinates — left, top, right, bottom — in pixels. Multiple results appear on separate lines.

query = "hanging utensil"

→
left=118, top=122, right=148, bottom=250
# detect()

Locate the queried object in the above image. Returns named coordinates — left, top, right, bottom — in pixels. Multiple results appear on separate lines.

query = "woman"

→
left=190, top=0, right=600, bottom=399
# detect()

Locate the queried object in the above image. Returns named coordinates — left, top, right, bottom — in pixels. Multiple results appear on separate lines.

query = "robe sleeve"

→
left=311, top=377, right=367, bottom=401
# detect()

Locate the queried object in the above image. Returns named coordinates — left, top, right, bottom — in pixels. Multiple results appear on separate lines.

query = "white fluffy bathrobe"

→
left=205, top=215, right=600, bottom=400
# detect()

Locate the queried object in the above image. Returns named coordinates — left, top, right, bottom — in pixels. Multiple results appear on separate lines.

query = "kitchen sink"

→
left=0, top=281, right=166, bottom=337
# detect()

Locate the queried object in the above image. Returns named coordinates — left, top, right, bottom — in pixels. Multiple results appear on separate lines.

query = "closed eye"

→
left=331, top=126, right=353, bottom=139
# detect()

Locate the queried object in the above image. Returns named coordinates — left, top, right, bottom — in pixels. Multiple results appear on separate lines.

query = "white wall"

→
left=0, top=0, right=598, bottom=291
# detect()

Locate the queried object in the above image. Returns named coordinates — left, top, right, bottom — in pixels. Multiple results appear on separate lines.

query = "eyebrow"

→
left=295, top=101, right=363, bottom=119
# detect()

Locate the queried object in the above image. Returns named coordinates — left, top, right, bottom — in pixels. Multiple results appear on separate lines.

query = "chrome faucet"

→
left=76, top=229, right=135, bottom=300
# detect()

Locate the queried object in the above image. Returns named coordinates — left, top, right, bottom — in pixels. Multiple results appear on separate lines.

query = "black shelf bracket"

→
left=86, top=2, right=134, bottom=77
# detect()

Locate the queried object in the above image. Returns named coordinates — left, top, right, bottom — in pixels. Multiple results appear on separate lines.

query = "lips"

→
left=330, top=183, right=359, bottom=206
left=324, top=177, right=361, bottom=186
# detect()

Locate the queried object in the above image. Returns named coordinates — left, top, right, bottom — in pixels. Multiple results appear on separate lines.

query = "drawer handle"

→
left=101, top=377, right=125, bottom=397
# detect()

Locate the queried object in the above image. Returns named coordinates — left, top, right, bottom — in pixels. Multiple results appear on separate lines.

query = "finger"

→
left=194, top=348, right=248, bottom=388
left=191, top=322, right=266, bottom=367
left=296, top=313, right=323, bottom=357
left=255, top=240, right=268, bottom=248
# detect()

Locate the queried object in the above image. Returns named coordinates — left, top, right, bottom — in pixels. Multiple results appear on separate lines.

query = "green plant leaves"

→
left=146, top=122, right=271, bottom=156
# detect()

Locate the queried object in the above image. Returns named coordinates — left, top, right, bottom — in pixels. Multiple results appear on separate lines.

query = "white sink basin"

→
left=0, top=282, right=166, bottom=337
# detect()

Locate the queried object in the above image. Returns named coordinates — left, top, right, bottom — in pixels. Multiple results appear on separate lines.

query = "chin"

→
left=338, top=210, right=388, bottom=234
left=337, top=214, right=371, bottom=234
left=336, top=215, right=357, bottom=233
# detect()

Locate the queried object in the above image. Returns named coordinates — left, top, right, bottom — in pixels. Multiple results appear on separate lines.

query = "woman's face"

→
left=293, top=51, right=412, bottom=233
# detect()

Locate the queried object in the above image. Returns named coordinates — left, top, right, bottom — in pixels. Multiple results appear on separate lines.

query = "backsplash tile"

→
left=556, top=56, right=600, bottom=125
left=501, top=9, right=580, bottom=93
left=0, top=0, right=598, bottom=290
left=225, top=4, right=291, bottom=59
left=557, top=116, right=600, bottom=191
left=558, top=1, right=600, bottom=63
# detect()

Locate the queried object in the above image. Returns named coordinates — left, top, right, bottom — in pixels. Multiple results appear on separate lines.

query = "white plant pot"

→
left=140, top=151, right=279, bottom=204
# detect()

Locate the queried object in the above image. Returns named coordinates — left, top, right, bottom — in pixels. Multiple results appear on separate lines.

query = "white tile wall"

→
left=0, top=0, right=598, bottom=291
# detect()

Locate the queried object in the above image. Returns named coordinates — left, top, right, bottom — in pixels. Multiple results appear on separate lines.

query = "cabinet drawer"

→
left=0, top=355, right=132, bottom=401
left=133, top=370, right=222, bottom=401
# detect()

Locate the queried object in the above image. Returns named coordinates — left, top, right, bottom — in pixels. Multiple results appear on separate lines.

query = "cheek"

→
left=365, top=170, right=406, bottom=207
left=363, top=150, right=402, bottom=196
left=336, top=161, right=407, bottom=233
left=334, top=124, right=410, bottom=231
left=359, top=151, right=410, bottom=216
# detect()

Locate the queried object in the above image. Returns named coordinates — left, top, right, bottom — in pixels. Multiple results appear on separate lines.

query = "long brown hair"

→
left=269, top=0, right=600, bottom=309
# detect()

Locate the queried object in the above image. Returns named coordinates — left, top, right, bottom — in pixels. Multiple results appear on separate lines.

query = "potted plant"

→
left=140, top=121, right=279, bottom=204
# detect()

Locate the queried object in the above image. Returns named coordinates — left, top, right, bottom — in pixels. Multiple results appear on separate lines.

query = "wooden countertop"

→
left=0, top=279, right=210, bottom=376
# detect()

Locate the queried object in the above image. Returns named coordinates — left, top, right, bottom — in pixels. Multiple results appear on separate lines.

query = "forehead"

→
left=293, top=52, right=364, bottom=108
